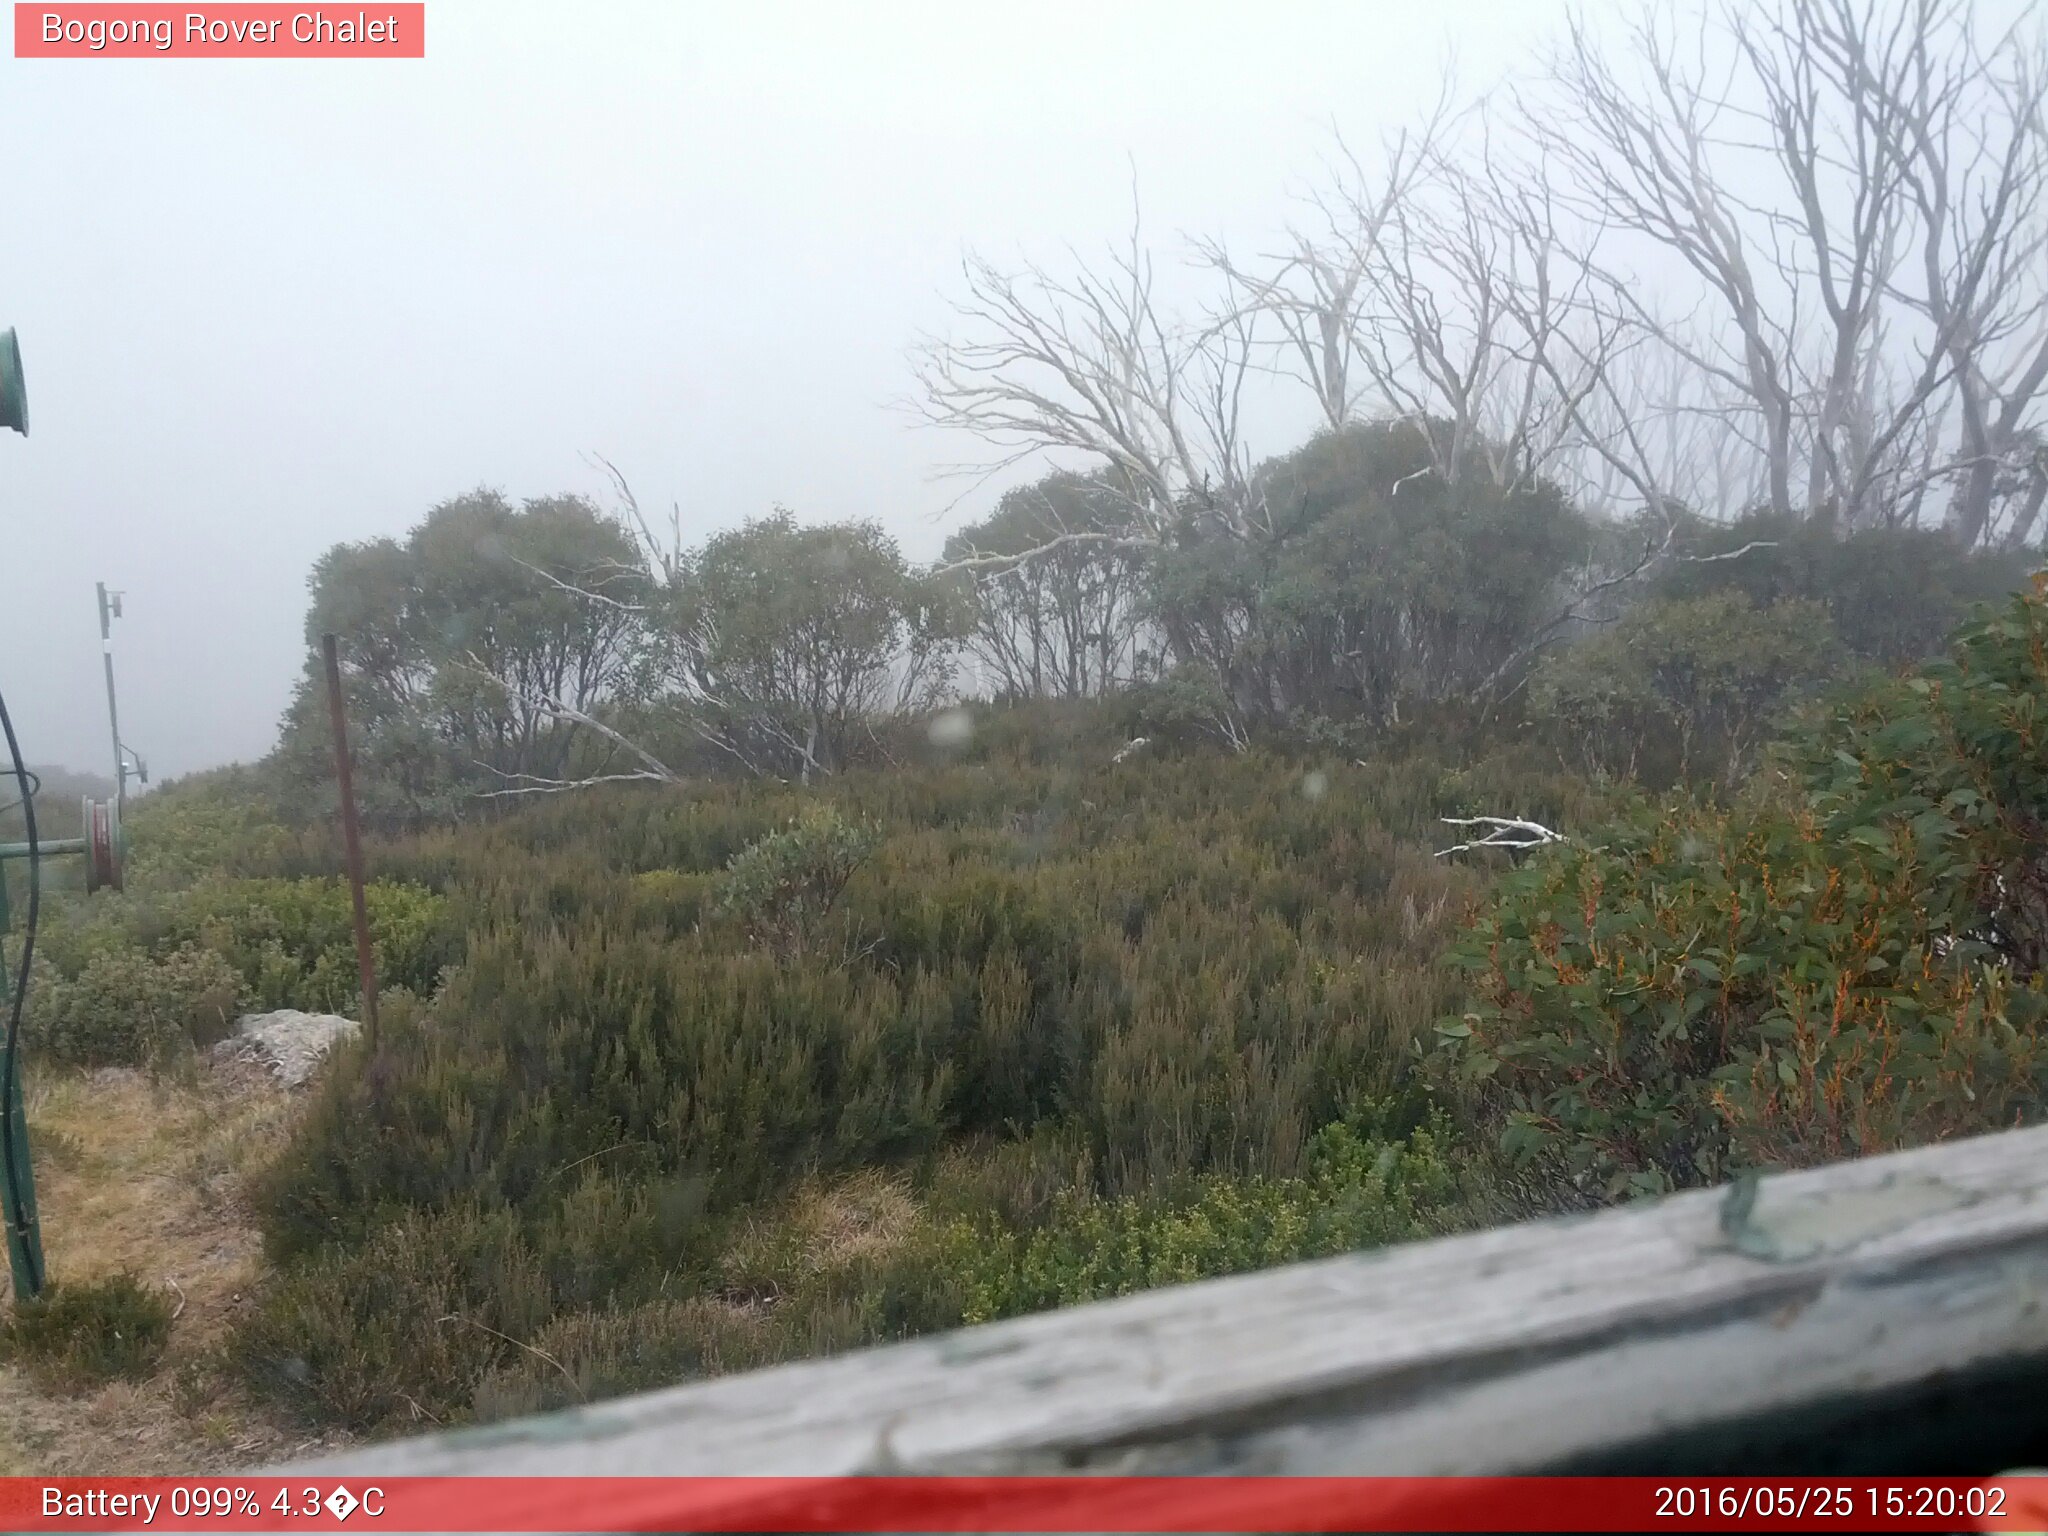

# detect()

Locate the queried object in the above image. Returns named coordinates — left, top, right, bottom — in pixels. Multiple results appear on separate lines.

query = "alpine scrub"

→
left=1439, top=577, right=2048, bottom=1200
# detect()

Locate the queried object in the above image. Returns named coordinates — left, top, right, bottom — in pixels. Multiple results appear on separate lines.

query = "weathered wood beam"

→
left=297, top=1122, right=2048, bottom=1478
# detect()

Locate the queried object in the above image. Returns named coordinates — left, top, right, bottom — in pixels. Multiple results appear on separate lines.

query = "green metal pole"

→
left=0, top=864, right=45, bottom=1300
left=0, top=327, right=26, bottom=437
left=1, top=1066, right=42, bottom=1300
left=2, top=325, right=48, bottom=1298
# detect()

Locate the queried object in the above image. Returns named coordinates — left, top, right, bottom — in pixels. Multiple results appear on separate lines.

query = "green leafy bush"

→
left=711, top=810, right=880, bottom=957
left=1439, top=577, right=2048, bottom=1201
left=945, top=1109, right=1464, bottom=1323
left=1124, top=666, right=1249, bottom=752
left=232, top=741, right=1610, bottom=1428
left=1533, top=591, right=1843, bottom=787
left=168, top=878, right=453, bottom=1010
left=28, top=943, right=242, bottom=1067
left=4, top=1273, right=176, bottom=1387
left=123, top=767, right=303, bottom=886
left=1656, top=513, right=2038, bottom=668
left=1145, top=420, right=1599, bottom=729
left=36, top=877, right=455, bottom=1016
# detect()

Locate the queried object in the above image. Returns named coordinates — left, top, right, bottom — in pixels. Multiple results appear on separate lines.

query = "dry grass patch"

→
left=718, top=1169, right=923, bottom=1304
left=785, top=1171, right=921, bottom=1272
left=0, top=1061, right=345, bottom=1472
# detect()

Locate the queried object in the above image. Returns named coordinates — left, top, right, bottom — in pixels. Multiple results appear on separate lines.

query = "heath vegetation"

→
left=7, top=0, right=2047, bottom=1449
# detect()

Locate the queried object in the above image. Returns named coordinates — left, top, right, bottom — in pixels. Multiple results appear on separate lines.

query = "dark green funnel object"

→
left=1, top=327, right=27, bottom=435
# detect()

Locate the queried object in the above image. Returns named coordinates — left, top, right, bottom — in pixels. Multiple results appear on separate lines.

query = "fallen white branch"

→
left=1435, top=815, right=1569, bottom=858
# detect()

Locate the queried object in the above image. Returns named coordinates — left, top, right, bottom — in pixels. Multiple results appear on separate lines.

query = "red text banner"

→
left=14, top=5, right=424, bottom=57
left=4, top=1475, right=2048, bottom=1532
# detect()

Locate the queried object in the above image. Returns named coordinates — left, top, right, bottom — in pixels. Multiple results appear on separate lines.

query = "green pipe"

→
left=1, top=1052, right=38, bottom=1299
left=0, top=867, right=45, bottom=1298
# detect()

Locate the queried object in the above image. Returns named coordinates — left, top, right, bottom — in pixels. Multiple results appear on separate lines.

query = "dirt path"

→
left=0, top=1062, right=349, bottom=1472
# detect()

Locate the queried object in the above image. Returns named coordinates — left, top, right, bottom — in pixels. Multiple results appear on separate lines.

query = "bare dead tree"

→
left=1196, top=102, right=1455, bottom=434
left=1740, top=0, right=1927, bottom=524
left=1529, top=0, right=2047, bottom=542
left=1543, top=309, right=1769, bottom=520
left=1862, top=0, right=2048, bottom=547
left=913, top=187, right=1272, bottom=551
left=1534, top=8, right=1834, bottom=523
left=1404, top=150, right=1638, bottom=494
left=587, top=452, right=688, bottom=589
left=1203, top=103, right=1633, bottom=500
left=1472, top=162, right=1625, bottom=493
left=1997, top=429, right=2048, bottom=548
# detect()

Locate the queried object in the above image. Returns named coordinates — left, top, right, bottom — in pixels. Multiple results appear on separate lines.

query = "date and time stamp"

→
left=1652, top=1481, right=2023, bottom=1523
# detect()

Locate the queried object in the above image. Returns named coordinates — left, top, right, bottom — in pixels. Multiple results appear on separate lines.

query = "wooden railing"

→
left=299, top=1122, right=2048, bottom=1479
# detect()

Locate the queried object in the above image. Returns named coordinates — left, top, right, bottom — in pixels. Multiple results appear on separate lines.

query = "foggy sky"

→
left=2, top=0, right=1571, bottom=782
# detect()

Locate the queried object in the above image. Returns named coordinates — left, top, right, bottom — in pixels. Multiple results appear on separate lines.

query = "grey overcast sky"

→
left=2, top=0, right=1576, bottom=781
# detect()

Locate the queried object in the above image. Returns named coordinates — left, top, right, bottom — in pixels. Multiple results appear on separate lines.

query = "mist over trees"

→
left=941, top=474, right=1151, bottom=701
left=274, top=490, right=648, bottom=824
left=22, top=0, right=2048, bottom=1443
left=280, top=0, right=2044, bottom=822
left=649, top=512, right=965, bottom=781
left=918, top=0, right=2048, bottom=546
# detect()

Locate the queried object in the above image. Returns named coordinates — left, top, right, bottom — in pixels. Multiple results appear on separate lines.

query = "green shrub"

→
left=946, top=1109, right=1464, bottom=1323
left=1533, top=591, right=1843, bottom=787
left=1438, top=577, right=2048, bottom=1201
left=34, top=877, right=456, bottom=1016
left=235, top=741, right=1601, bottom=1429
left=467, top=1297, right=771, bottom=1423
left=628, top=868, right=715, bottom=936
left=171, top=878, right=455, bottom=1010
left=4, top=1273, right=176, bottom=1387
left=28, top=943, right=242, bottom=1067
left=123, top=767, right=302, bottom=886
left=711, top=810, right=880, bottom=957
left=473, top=1172, right=973, bottom=1421
left=1656, top=513, right=2038, bottom=669
left=230, top=1206, right=553, bottom=1430
left=1124, top=667, right=1250, bottom=752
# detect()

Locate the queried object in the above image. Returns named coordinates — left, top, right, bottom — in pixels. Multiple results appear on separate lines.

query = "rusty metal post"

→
left=321, top=633, right=379, bottom=1048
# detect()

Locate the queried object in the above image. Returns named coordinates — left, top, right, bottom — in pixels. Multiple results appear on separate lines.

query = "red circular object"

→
left=82, top=797, right=121, bottom=893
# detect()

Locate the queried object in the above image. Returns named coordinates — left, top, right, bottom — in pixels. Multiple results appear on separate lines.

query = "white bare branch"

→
left=503, top=553, right=647, bottom=614
left=933, top=528, right=1160, bottom=576
left=913, top=179, right=1269, bottom=542
left=452, top=654, right=681, bottom=786
left=1527, top=0, right=2048, bottom=540
left=1434, top=815, right=1571, bottom=858
left=472, top=765, right=679, bottom=798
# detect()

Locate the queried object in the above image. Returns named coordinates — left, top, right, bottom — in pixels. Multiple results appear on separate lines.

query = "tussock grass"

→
left=0, top=1066, right=343, bottom=1472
